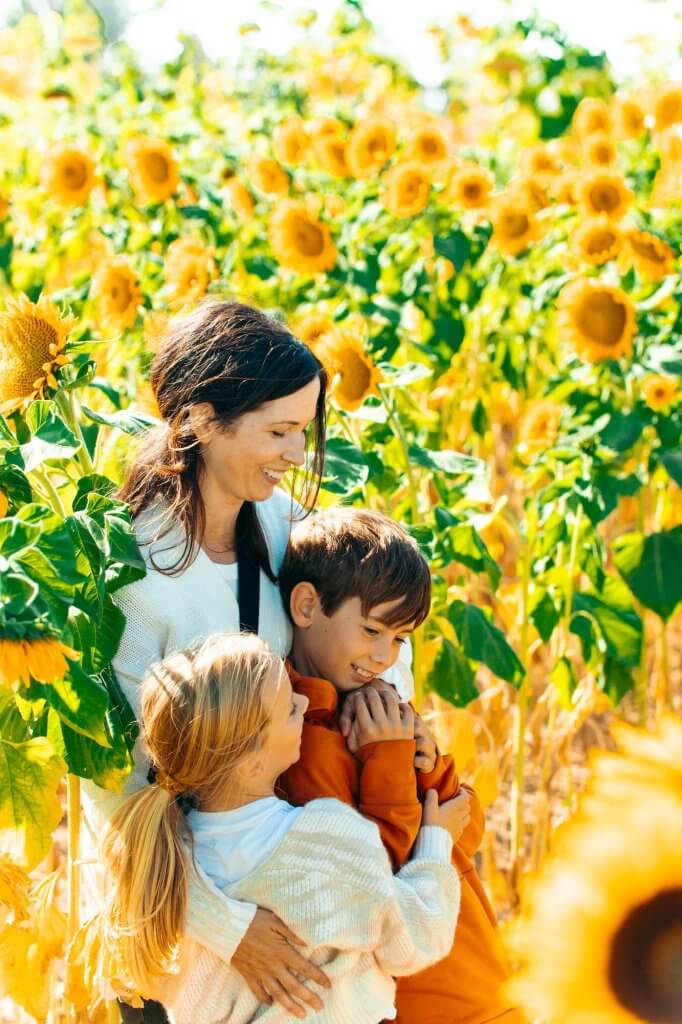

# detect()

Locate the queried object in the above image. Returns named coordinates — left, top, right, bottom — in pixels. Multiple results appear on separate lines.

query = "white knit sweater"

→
left=82, top=489, right=415, bottom=965
left=156, top=800, right=459, bottom=1024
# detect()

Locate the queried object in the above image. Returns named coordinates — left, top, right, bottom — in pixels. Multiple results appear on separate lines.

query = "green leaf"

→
left=550, top=656, right=578, bottom=709
left=433, top=229, right=471, bottom=271
left=603, top=658, right=635, bottom=705
left=408, top=445, right=485, bottom=477
left=0, top=736, right=64, bottom=869
left=572, top=582, right=642, bottom=667
left=443, top=523, right=501, bottom=591
left=0, top=517, right=41, bottom=557
left=660, top=449, right=682, bottom=487
left=19, top=401, right=79, bottom=471
left=68, top=597, right=125, bottom=675
left=528, top=587, right=561, bottom=643
left=425, top=638, right=479, bottom=706
left=613, top=528, right=682, bottom=621
left=81, top=406, right=161, bottom=437
left=47, top=709, right=133, bottom=792
left=433, top=315, right=465, bottom=354
left=378, top=362, right=433, bottom=388
left=447, top=600, right=524, bottom=686
left=28, top=662, right=111, bottom=746
left=323, top=437, right=370, bottom=495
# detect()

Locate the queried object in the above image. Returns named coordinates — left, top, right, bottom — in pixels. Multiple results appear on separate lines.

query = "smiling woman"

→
left=81, top=300, right=333, bottom=1023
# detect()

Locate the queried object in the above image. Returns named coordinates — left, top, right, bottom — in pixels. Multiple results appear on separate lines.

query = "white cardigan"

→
left=156, top=801, right=459, bottom=1024
left=83, top=489, right=414, bottom=964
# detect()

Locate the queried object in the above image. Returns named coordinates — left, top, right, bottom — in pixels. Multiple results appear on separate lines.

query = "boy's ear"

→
left=289, top=581, right=321, bottom=628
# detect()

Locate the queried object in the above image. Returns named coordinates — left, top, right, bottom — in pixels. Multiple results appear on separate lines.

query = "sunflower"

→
left=613, top=95, right=646, bottom=139
left=269, top=199, right=337, bottom=275
left=320, top=320, right=382, bottom=412
left=517, top=399, right=562, bottom=463
left=626, top=229, right=676, bottom=281
left=0, top=855, right=31, bottom=926
left=659, top=126, right=682, bottom=165
left=313, top=135, right=349, bottom=178
left=573, top=96, right=614, bottom=138
left=641, top=374, right=678, bottom=412
left=346, top=116, right=397, bottom=178
left=653, top=82, right=682, bottom=133
left=42, top=142, right=96, bottom=207
left=557, top=278, right=636, bottom=363
left=247, top=154, right=289, bottom=197
left=405, top=123, right=450, bottom=177
left=91, top=257, right=141, bottom=329
left=573, top=216, right=624, bottom=266
left=447, top=162, right=494, bottom=209
left=582, top=133, right=618, bottom=168
left=0, top=490, right=7, bottom=518
left=519, top=144, right=562, bottom=182
left=509, top=173, right=551, bottom=212
left=512, top=718, right=682, bottom=1024
left=490, top=194, right=540, bottom=257
left=0, top=635, right=78, bottom=690
left=223, top=178, right=254, bottom=219
left=0, top=294, right=74, bottom=414
left=381, top=161, right=430, bottom=218
left=578, top=169, right=634, bottom=221
left=164, top=237, right=215, bottom=306
left=551, top=169, right=580, bottom=205
left=125, top=137, right=179, bottom=205
left=273, top=117, right=308, bottom=166
left=293, top=311, right=335, bottom=351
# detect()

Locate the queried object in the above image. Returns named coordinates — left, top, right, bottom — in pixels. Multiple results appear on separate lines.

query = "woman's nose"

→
left=284, top=433, right=306, bottom=466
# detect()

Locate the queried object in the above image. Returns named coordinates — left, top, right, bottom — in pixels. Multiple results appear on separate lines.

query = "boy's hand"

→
left=339, top=678, right=399, bottom=737
left=346, top=687, right=415, bottom=752
left=423, top=788, right=470, bottom=844
left=413, top=713, right=438, bottom=773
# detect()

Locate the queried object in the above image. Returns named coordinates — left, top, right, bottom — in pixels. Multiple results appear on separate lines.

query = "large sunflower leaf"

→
left=0, top=736, right=65, bottom=869
left=613, top=528, right=682, bottom=621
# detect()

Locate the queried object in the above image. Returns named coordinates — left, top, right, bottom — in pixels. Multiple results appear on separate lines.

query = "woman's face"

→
left=199, top=377, right=321, bottom=505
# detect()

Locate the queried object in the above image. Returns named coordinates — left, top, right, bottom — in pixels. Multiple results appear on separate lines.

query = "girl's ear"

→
left=289, top=581, right=321, bottom=629
left=187, top=402, right=217, bottom=444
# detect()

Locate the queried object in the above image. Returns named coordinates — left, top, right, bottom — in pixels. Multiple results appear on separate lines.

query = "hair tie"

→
left=176, top=792, right=197, bottom=815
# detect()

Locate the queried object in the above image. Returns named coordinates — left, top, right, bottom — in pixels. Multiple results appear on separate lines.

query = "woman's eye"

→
left=271, top=430, right=285, bottom=438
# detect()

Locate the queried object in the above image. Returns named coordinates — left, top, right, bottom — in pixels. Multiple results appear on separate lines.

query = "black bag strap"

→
left=237, top=550, right=260, bottom=634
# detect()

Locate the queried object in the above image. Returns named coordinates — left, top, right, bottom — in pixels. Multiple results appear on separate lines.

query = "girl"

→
left=97, top=633, right=464, bottom=1024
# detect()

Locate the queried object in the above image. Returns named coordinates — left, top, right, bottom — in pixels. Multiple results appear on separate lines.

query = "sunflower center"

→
left=63, top=160, right=88, bottom=189
left=143, top=153, right=171, bottom=183
left=420, top=136, right=441, bottom=158
left=367, top=137, right=388, bottom=159
left=609, top=888, right=682, bottom=1023
left=293, top=216, right=325, bottom=256
left=631, top=237, right=665, bottom=262
left=463, top=181, right=482, bottom=199
left=576, top=291, right=627, bottom=347
left=503, top=212, right=530, bottom=238
left=338, top=347, right=372, bottom=402
left=110, top=278, right=133, bottom=311
left=587, top=230, right=617, bottom=253
left=589, top=184, right=619, bottom=213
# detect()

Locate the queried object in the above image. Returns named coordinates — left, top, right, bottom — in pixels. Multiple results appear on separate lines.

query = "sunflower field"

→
left=0, top=1, right=681, bottom=1020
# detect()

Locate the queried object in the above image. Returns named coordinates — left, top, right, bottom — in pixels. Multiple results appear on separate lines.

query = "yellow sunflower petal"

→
left=269, top=199, right=337, bottom=275
left=0, top=294, right=75, bottom=412
left=557, top=278, right=636, bottom=363
left=381, top=161, right=431, bottom=218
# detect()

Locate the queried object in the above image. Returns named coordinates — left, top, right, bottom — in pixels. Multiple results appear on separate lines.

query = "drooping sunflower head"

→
left=583, top=133, right=618, bottom=168
left=313, top=135, right=349, bottom=178
left=125, top=137, right=179, bottom=205
left=613, top=94, right=646, bottom=140
left=626, top=229, right=676, bottom=282
left=578, top=169, right=634, bottom=221
left=517, top=399, right=562, bottom=463
left=653, top=82, right=682, bottom=133
left=490, top=194, right=540, bottom=257
left=551, top=169, right=580, bottom=205
left=557, top=278, right=636, bottom=363
left=0, top=294, right=75, bottom=414
left=91, top=257, right=142, bottom=329
left=447, top=162, right=495, bottom=210
left=247, top=154, right=289, bottom=197
left=164, top=237, right=215, bottom=307
left=381, top=161, right=431, bottom=218
left=293, top=311, right=335, bottom=352
left=405, top=123, right=450, bottom=176
left=346, top=116, right=397, bottom=178
left=641, top=374, right=678, bottom=412
left=269, top=199, right=337, bottom=276
left=573, top=96, right=614, bottom=139
left=573, top=216, right=624, bottom=266
left=0, top=630, right=78, bottom=690
left=42, top=142, right=96, bottom=207
left=319, top=319, right=382, bottom=412
left=519, top=143, right=562, bottom=181
left=273, top=117, right=309, bottom=166
left=223, top=177, right=255, bottom=219
left=509, top=173, right=552, bottom=212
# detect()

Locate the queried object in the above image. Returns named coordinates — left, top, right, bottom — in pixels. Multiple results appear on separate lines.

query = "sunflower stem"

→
left=33, top=466, right=67, bottom=519
left=383, top=394, right=419, bottom=523
left=56, top=390, right=95, bottom=477
left=65, top=773, right=81, bottom=1022
left=510, top=509, right=535, bottom=874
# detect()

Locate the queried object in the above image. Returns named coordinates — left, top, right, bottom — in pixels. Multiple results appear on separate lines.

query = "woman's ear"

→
left=289, top=581, right=321, bottom=629
left=187, top=402, right=217, bottom=444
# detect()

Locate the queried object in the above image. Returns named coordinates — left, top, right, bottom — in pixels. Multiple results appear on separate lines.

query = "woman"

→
left=82, top=300, right=330, bottom=1022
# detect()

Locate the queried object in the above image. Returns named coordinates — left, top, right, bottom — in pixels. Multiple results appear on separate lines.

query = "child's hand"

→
left=346, top=687, right=415, bottom=752
left=339, top=678, right=399, bottom=737
left=413, top=713, right=438, bottom=773
left=423, top=788, right=470, bottom=843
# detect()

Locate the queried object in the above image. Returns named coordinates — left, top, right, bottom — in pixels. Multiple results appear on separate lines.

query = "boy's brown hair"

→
left=279, top=508, right=431, bottom=628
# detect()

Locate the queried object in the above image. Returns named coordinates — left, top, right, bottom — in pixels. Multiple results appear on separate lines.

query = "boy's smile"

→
left=290, top=592, right=416, bottom=693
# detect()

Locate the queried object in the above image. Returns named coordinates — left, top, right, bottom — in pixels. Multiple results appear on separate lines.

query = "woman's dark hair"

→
left=120, top=300, right=327, bottom=578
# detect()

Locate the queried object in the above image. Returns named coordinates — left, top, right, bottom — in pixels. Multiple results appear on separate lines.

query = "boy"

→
left=278, top=508, right=524, bottom=1024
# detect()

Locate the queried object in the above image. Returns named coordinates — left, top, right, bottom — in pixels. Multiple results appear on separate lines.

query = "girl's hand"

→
left=339, top=678, right=399, bottom=737
left=232, top=908, right=331, bottom=1019
left=422, top=788, right=471, bottom=843
left=346, top=687, right=415, bottom=752
left=413, top=713, right=438, bottom=773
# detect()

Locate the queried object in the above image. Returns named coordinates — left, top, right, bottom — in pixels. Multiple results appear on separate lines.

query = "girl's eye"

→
left=290, top=703, right=297, bottom=716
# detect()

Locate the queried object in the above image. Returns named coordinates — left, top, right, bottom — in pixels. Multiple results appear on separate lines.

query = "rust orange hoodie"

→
left=279, top=665, right=525, bottom=1024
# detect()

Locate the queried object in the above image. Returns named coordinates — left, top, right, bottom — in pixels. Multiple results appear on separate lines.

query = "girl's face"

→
left=198, top=377, right=321, bottom=506
left=258, top=659, right=309, bottom=782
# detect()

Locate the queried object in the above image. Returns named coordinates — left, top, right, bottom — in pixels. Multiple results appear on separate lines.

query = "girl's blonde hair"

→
left=99, top=632, right=280, bottom=998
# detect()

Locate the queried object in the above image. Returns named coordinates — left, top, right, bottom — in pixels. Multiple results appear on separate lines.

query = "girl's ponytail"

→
left=100, top=781, right=189, bottom=997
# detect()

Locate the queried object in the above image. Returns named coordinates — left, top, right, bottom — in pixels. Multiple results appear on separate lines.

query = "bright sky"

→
left=1, top=0, right=681, bottom=83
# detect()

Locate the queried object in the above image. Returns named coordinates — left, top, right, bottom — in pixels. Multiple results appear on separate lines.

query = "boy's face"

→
left=291, top=592, right=415, bottom=692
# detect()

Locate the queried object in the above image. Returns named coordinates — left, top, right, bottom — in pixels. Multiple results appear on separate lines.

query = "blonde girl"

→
left=97, top=633, right=463, bottom=1024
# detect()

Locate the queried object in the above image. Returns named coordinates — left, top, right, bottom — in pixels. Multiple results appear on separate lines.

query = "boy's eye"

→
left=363, top=626, right=379, bottom=636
